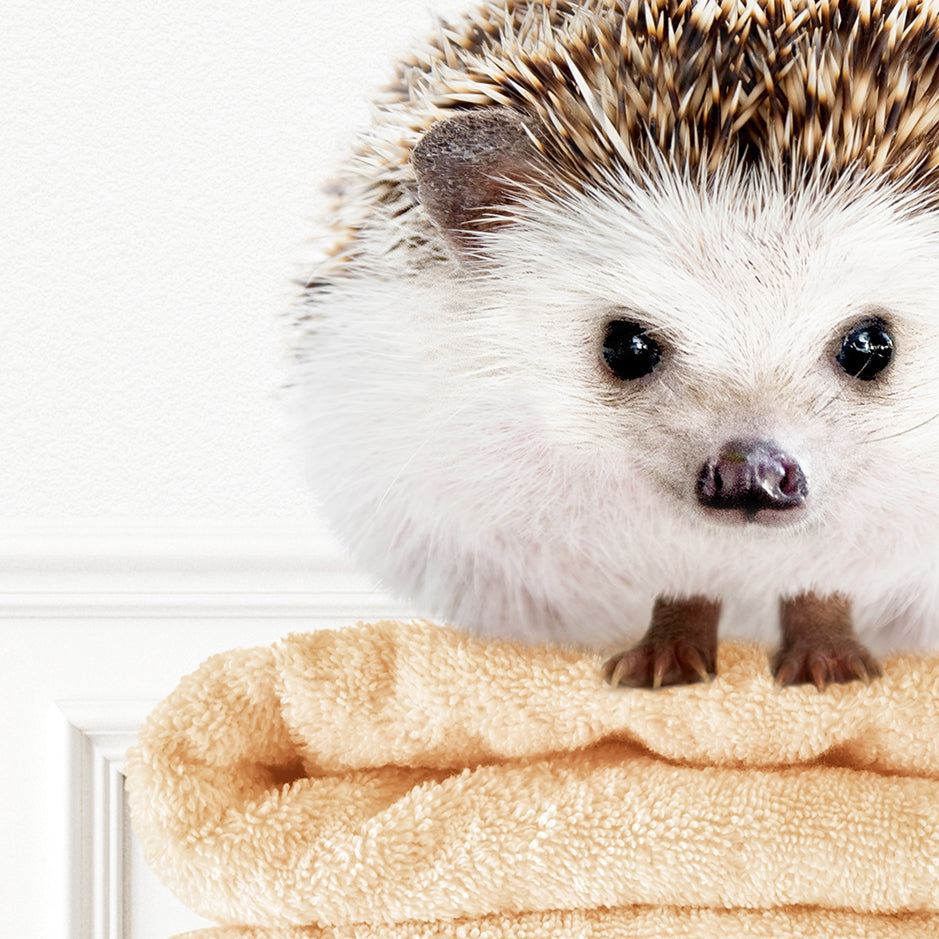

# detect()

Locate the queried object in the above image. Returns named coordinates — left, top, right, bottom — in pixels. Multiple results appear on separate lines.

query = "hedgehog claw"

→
left=772, top=638, right=882, bottom=689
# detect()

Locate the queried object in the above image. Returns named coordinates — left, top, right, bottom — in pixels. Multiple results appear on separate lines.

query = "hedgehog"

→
left=292, top=0, right=939, bottom=689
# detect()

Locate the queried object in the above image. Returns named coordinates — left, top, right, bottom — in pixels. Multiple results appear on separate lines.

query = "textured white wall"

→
left=3, top=0, right=465, bottom=525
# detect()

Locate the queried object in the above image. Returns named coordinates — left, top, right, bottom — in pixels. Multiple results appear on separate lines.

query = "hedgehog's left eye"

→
left=602, top=320, right=662, bottom=381
left=836, top=317, right=894, bottom=381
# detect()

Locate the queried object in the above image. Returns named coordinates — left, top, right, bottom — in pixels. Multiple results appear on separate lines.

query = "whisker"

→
left=810, top=385, right=846, bottom=420
left=865, top=411, right=939, bottom=444
left=813, top=361, right=907, bottom=420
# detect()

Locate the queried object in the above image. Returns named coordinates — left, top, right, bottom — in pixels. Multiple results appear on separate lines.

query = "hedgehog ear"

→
left=412, top=109, right=549, bottom=255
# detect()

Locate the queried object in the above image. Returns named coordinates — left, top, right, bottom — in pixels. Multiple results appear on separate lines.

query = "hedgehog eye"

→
left=602, top=320, right=662, bottom=381
left=836, top=318, right=894, bottom=381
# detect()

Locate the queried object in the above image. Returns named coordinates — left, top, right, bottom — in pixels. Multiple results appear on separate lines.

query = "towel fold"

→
left=124, top=619, right=939, bottom=938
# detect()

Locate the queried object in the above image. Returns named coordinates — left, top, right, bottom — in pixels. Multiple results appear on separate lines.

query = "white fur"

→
left=293, top=164, right=939, bottom=656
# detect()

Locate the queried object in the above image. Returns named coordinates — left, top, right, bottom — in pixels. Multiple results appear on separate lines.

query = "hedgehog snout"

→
left=696, top=439, right=807, bottom=518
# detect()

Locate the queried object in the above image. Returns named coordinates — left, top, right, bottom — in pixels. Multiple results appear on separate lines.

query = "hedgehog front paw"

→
left=604, top=595, right=720, bottom=690
left=774, top=592, right=882, bottom=690
left=604, top=639, right=715, bottom=690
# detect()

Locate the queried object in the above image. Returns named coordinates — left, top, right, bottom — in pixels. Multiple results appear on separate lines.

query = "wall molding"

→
left=51, top=700, right=155, bottom=939
left=0, top=520, right=414, bottom=620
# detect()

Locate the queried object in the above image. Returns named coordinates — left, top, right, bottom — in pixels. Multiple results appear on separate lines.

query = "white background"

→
left=2, top=2, right=468, bottom=935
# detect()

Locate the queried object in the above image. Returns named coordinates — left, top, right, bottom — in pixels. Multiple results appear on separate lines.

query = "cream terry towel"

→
left=124, top=619, right=939, bottom=938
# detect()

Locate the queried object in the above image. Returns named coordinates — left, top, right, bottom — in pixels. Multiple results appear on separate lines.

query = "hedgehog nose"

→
left=696, top=439, right=807, bottom=514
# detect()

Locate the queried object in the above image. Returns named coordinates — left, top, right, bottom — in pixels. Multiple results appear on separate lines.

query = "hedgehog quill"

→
left=293, top=0, right=939, bottom=689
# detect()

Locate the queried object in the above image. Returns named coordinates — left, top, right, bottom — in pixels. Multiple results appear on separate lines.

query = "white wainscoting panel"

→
left=51, top=700, right=186, bottom=939
left=1, top=520, right=420, bottom=939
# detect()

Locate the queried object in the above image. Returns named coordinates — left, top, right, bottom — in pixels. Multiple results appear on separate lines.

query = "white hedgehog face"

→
left=413, top=136, right=939, bottom=540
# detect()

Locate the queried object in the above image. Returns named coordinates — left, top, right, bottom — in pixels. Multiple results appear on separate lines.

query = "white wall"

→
left=3, top=2, right=470, bottom=935
left=3, top=0, right=465, bottom=523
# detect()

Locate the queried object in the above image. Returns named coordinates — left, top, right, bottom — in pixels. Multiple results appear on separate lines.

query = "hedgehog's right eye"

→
left=602, top=320, right=662, bottom=381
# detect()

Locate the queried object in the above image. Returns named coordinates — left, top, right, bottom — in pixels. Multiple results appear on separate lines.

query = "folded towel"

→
left=124, top=619, right=939, bottom=938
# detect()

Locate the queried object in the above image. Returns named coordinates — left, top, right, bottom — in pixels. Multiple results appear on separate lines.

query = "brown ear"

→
left=412, top=109, right=548, bottom=254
